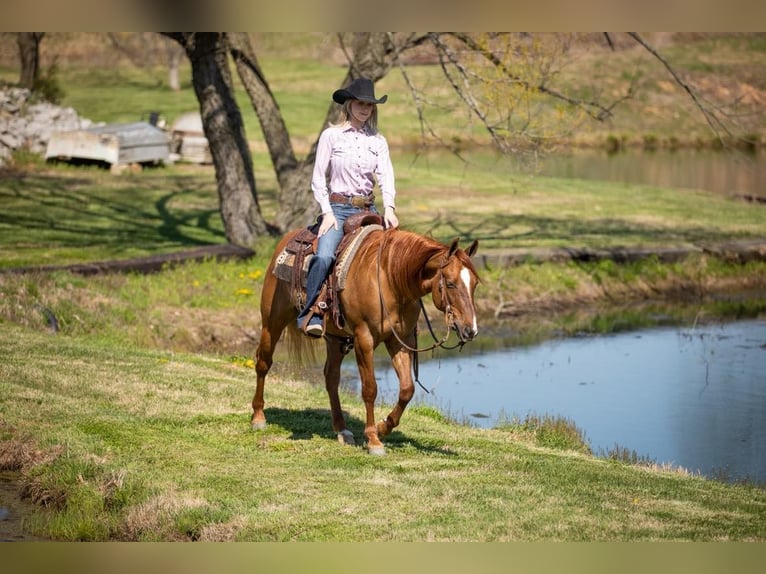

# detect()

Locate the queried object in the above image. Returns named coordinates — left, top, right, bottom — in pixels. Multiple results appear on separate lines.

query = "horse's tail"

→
left=283, top=322, right=319, bottom=367
left=258, top=228, right=320, bottom=371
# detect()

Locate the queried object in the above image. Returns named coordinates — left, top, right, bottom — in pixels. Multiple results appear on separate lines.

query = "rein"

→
left=377, top=237, right=465, bottom=356
left=374, top=233, right=472, bottom=393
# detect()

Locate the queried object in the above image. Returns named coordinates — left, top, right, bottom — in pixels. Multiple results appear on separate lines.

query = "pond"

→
left=536, top=148, right=766, bottom=199
left=344, top=318, right=766, bottom=483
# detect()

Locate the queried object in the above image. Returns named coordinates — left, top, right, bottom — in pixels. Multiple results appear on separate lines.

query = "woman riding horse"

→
left=253, top=226, right=480, bottom=456
left=297, top=77, right=399, bottom=338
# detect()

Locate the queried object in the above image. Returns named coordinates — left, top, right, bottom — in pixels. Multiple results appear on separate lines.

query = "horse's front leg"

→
left=354, top=331, right=385, bottom=455
left=377, top=339, right=415, bottom=438
left=324, top=336, right=354, bottom=446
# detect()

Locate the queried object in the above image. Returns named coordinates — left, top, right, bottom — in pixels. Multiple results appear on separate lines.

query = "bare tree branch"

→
left=429, top=32, right=508, bottom=154
left=386, top=32, right=451, bottom=152
left=626, top=32, right=731, bottom=140
left=449, top=32, right=618, bottom=122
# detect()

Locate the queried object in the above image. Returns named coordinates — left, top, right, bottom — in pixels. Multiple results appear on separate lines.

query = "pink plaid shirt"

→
left=311, top=123, right=396, bottom=215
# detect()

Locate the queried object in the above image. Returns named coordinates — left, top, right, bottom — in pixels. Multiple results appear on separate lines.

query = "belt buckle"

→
left=351, top=196, right=366, bottom=208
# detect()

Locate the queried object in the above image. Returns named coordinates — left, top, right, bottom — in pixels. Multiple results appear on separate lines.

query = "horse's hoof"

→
left=337, top=429, right=355, bottom=446
left=367, top=445, right=386, bottom=456
left=251, top=420, right=267, bottom=431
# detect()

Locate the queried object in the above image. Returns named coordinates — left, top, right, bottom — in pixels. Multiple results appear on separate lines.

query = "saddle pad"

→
left=334, top=224, right=383, bottom=291
left=272, top=224, right=383, bottom=289
left=273, top=247, right=311, bottom=285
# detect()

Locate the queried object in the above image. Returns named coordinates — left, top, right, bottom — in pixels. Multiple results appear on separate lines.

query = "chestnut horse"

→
left=251, top=227, right=480, bottom=455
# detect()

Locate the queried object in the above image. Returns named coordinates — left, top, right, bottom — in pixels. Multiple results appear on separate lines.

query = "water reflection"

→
left=538, top=148, right=766, bottom=198
left=349, top=319, right=766, bottom=482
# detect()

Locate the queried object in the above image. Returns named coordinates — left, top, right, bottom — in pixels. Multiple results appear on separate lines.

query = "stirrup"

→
left=301, top=315, right=324, bottom=338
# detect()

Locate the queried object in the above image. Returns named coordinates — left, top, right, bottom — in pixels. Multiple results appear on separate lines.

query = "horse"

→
left=251, top=226, right=480, bottom=455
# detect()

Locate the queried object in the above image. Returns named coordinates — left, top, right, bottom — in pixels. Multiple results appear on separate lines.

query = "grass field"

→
left=2, top=325, right=765, bottom=541
left=2, top=33, right=765, bottom=149
left=1, top=163, right=764, bottom=542
left=2, top=150, right=765, bottom=268
left=1, top=33, right=766, bottom=541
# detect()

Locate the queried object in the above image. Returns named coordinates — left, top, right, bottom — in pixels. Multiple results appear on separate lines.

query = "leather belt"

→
left=329, top=192, right=374, bottom=208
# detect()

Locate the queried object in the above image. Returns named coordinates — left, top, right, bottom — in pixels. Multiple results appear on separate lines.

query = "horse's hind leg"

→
left=324, top=336, right=354, bottom=445
left=252, top=328, right=274, bottom=430
left=252, top=276, right=292, bottom=430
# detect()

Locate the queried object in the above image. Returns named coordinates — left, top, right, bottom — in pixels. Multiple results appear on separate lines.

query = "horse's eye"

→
left=446, top=281, right=457, bottom=289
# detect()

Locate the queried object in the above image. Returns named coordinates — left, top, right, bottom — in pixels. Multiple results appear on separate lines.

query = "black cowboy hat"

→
left=332, top=77, right=388, bottom=105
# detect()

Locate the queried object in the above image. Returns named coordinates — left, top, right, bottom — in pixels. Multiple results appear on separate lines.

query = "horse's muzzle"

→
left=455, top=323, right=478, bottom=343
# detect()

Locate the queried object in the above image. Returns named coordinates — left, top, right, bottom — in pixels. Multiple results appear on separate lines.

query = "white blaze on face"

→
left=460, top=266, right=478, bottom=335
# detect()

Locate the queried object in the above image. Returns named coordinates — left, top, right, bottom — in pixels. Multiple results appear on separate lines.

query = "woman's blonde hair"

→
left=332, top=100, right=379, bottom=134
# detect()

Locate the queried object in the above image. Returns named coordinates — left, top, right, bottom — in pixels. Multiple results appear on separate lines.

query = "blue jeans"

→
left=296, top=203, right=378, bottom=329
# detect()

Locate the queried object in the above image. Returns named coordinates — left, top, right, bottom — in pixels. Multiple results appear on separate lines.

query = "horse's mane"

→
left=380, top=230, right=447, bottom=298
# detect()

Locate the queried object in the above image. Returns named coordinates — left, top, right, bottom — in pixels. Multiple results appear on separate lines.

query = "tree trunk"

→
left=229, top=32, right=397, bottom=233
left=163, top=32, right=400, bottom=238
left=17, top=33, right=44, bottom=90
left=174, top=33, right=269, bottom=246
left=166, top=41, right=184, bottom=92
left=227, top=32, right=317, bottom=232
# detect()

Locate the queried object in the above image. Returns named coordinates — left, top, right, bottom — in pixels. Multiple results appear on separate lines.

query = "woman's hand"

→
left=318, top=212, right=338, bottom=236
left=384, top=206, right=399, bottom=229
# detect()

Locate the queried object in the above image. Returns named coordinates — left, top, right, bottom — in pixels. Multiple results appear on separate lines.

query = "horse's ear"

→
left=465, top=239, right=479, bottom=257
left=448, top=237, right=460, bottom=257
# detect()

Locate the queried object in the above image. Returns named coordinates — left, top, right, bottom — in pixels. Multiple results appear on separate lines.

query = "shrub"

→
left=31, top=62, right=65, bottom=105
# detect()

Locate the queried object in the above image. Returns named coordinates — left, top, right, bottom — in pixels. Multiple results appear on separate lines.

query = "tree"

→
left=228, top=32, right=402, bottom=232
left=163, top=32, right=405, bottom=244
left=163, top=33, right=270, bottom=246
left=107, top=33, right=185, bottom=92
left=17, top=33, right=45, bottom=90
left=226, top=32, right=312, bottom=233
left=424, top=32, right=742, bottom=153
left=166, top=41, right=184, bottom=92
left=164, top=32, right=746, bottom=246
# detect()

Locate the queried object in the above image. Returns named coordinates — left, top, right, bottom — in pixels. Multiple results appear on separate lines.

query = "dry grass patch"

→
left=0, top=430, right=62, bottom=473
left=120, top=492, right=209, bottom=541
left=198, top=514, right=250, bottom=541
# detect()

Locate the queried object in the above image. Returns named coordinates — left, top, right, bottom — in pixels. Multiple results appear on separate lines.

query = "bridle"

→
left=376, top=236, right=469, bottom=356
left=376, top=236, right=476, bottom=393
left=427, top=256, right=471, bottom=350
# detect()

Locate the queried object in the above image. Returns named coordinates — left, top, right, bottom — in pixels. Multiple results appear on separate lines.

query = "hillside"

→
left=1, top=32, right=764, bottom=151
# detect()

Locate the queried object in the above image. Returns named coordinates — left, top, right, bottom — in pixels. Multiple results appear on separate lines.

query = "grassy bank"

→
left=1, top=159, right=765, bottom=540
left=2, top=157, right=765, bottom=356
left=2, top=325, right=765, bottom=541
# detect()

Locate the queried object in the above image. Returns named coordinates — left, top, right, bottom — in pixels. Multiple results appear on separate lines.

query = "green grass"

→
left=1, top=35, right=766, bottom=541
left=57, top=66, right=200, bottom=126
left=2, top=150, right=764, bottom=270
left=2, top=325, right=765, bottom=541
left=395, top=154, right=765, bottom=250
left=0, top=162, right=226, bottom=268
